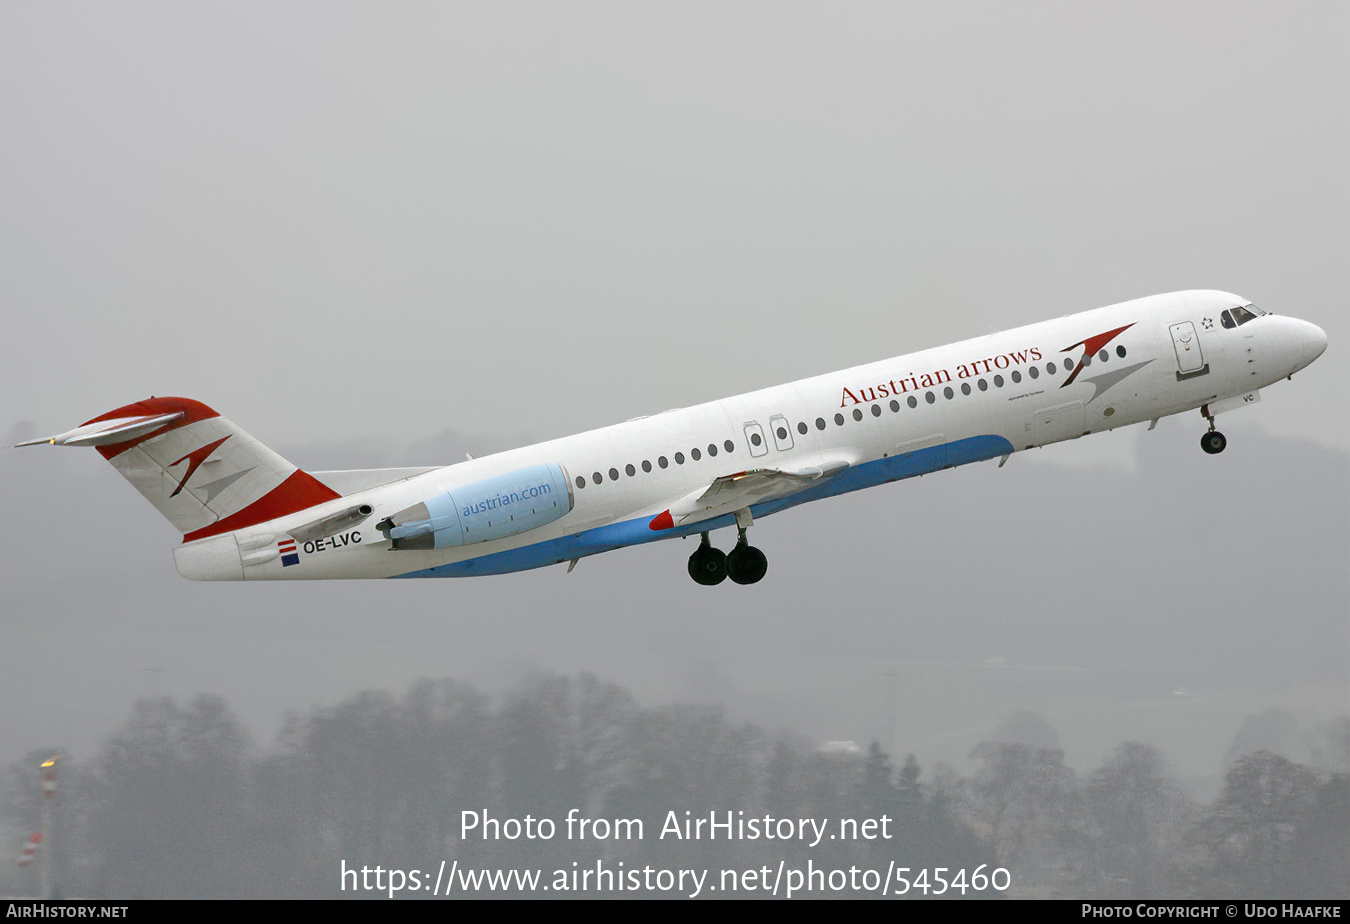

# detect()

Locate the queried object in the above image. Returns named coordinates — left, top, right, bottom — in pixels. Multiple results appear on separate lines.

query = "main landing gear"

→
left=688, top=533, right=727, bottom=585
left=1199, top=405, right=1227, bottom=455
left=687, top=528, right=768, bottom=586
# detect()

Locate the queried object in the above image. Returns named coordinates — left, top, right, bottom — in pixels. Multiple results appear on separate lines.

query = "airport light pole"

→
left=39, top=756, right=62, bottom=900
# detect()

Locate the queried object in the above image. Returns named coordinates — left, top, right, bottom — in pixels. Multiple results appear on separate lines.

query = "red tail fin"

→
left=43, top=397, right=339, bottom=540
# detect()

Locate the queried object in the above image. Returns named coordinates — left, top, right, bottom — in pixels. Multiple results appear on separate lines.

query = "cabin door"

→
left=1168, top=321, right=1208, bottom=378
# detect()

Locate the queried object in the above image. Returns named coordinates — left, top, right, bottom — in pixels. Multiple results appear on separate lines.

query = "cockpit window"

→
left=1244, top=303, right=1267, bottom=316
left=1221, top=306, right=1260, bottom=329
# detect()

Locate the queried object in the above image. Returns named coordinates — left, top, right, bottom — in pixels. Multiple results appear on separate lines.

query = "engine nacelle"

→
left=376, top=463, right=573, bottom=551
left=287, top=503, right=373, bottom=543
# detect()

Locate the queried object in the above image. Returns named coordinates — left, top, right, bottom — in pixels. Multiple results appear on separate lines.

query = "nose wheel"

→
left=1199, top=406, right=1227, bottom=455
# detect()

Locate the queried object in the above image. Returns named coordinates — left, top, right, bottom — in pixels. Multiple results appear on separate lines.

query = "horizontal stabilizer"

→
left=16, top=412, right=184, bottom=448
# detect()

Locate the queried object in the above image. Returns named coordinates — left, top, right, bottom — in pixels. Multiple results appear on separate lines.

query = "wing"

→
left=649, top=455, right=853, bottom=531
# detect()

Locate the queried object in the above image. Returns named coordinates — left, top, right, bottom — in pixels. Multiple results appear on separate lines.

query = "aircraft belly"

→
left=391, top=434, right=1015, bottom=579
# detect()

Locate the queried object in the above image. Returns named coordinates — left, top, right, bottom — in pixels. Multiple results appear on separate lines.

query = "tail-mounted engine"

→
left=376, top=463, right=573, bottom=550
left=287, top=504, right=373, bottom=543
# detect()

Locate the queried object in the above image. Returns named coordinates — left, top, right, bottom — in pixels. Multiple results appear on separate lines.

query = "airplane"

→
left=15, top=290, right=1327, bottom=585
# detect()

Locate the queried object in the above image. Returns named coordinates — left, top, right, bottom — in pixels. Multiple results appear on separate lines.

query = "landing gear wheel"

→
left=727, top=540, right=768, bottom=585
left=1201, top=431, right=1227, bottom=455
left=687, top=534, right=728, bottom=585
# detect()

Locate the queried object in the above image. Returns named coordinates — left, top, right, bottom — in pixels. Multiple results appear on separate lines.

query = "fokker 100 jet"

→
left=18, top=291, right=1327, bottom=585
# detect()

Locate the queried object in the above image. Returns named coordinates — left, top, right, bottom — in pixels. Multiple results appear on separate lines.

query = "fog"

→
left=1, top=1, right=1345, bottom=900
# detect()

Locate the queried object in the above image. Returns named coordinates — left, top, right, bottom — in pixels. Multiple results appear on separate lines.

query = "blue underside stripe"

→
left=391, top=434, right=1014, bottom=579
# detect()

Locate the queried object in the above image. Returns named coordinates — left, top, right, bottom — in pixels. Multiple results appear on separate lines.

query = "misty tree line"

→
left=2, top=675, right=1345, bottom=899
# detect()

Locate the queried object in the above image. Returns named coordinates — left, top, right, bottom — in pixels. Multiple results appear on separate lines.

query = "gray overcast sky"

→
left=1, top=3, right=1346, bottom=782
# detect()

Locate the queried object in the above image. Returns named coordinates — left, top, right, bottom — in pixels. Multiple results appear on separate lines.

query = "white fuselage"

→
left=172, top=290, right=1326, bottom=581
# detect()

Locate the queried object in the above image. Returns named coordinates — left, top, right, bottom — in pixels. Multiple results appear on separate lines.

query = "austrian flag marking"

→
left=279, top=538, right=299, bottom=567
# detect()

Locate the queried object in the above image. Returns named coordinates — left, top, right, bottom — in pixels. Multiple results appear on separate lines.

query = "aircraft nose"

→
left=1290, top=318, right=1327, bottom=373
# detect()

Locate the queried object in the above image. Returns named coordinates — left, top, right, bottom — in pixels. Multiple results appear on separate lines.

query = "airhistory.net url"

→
left=340, top=859, right=1011, bottom=898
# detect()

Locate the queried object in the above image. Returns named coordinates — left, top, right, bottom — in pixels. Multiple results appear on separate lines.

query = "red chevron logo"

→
left=1060, top=323, right=1135, bottom=388
left=167, top=435, right=231, bottom=497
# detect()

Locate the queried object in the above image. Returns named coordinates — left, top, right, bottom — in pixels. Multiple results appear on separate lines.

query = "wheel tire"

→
left=688, top=546, right=728, bottom=585
left=1201, top=431, right=1227, bottom=455
left=727, top=545, right=768, bottom=585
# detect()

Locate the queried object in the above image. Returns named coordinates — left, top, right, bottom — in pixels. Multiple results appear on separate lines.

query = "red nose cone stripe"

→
left=649, top=509, right=674, bottom=531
